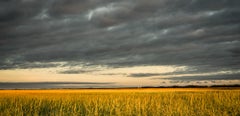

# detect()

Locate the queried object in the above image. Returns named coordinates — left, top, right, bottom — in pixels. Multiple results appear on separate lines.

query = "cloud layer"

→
left=0, top=0, right=240, bottom=82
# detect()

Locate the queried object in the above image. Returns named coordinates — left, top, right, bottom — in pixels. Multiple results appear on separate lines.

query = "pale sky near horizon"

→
left=0, top=0, right=240, bottom=88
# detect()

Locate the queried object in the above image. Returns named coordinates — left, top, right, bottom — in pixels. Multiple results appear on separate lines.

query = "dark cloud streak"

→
left=160, top=74, right=240, bottom=81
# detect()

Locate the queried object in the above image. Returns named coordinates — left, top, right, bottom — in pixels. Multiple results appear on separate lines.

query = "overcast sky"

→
left=0, top=0, right=240, bottom=88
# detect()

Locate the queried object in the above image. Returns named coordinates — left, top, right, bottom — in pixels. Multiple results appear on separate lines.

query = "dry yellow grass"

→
left=0, top=88, right=239, bottom=116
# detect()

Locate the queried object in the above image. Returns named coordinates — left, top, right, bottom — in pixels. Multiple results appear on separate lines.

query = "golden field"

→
left=0, top=88, right=239, bottom=116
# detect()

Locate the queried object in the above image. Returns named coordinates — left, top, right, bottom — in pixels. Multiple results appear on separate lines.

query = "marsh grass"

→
left=0, top=88, right=239, bottom=116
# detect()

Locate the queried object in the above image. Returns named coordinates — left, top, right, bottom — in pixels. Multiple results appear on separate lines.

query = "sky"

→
left=0, top=0, right=240, bottom=88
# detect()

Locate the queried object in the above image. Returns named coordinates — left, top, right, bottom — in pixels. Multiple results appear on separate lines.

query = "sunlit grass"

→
left=0, top=88, right=239, bottom=116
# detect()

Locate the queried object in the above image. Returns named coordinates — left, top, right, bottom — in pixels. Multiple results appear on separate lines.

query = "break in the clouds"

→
left=0, top=0, right=240, bottom=85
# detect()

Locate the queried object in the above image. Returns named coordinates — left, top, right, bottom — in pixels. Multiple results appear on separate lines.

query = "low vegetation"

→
left=0, top=88, right=239, bottom=116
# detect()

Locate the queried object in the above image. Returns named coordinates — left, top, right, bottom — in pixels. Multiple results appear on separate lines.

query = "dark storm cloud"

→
left=0, top=0, right=240, bottom=79
left=0, top=0, right=43, bottom=22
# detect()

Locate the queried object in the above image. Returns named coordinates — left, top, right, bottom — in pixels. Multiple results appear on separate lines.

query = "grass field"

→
left=0, top=88, right=239, bottom=116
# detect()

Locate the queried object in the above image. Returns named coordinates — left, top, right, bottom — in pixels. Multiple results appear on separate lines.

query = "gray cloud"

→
left=128, top=69, right=240, bottom=79
left=59, top=69, right=97, bottom=74
left=160, top=74, right=240, bottom=81
left=128, top=73, right=162, bottom=78
left=0, top=0, right=240, bottom=81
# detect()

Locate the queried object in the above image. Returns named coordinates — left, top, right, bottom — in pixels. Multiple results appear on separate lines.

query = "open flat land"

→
left=0, top=88, right=240, bottom=116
